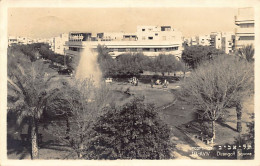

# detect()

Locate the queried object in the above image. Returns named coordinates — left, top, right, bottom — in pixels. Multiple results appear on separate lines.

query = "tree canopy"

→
left=86, top=97, right=173, bottom=159
left=179, top=55, right=254, bottom=139
left=181, top=45, right=225, bottom=69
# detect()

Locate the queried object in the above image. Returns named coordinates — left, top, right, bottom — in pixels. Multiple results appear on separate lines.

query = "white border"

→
left=1, top=0, right=259, bottom=166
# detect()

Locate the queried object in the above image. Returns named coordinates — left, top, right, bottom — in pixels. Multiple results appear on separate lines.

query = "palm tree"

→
left=8, top=55, right=58, bottom=159
left=237, top=44, right=254, bottom=62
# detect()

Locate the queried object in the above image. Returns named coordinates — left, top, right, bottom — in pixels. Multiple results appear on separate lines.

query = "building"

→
left=209, top=32, right=235, bottom=54
left=210, top=32, right=222, bottom=49
left=196, top=35, right=211, bottom=46
left=190, top=37, right=198, bottom=46
left=8, top=36, right=18, bottom=46
left=221, top=32, right=235, bottom=54
left=53, top=33, right=69, bottom=55
left=235, top=7, right=254, bottom=49
left=66, top=25, right=183, bottom=58
left=8, top=36, right=34, bottom=46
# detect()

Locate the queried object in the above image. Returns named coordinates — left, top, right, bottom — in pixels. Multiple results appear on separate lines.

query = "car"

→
left=58, top=68, right=73, bottom=76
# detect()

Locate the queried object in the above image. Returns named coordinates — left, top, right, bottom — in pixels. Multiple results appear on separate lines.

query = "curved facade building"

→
left=66, top=26, right=183, bottom=59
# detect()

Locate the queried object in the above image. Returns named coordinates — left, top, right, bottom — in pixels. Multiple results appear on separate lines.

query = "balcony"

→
left=235, top=15, right=254, bottom=25
left=235, top=28, right=254, bottom=36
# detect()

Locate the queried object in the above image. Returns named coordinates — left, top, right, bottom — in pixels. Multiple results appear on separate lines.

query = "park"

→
left=7, top=43, right=254, bottom=159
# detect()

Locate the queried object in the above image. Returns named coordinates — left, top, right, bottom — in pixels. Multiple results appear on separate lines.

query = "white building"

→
left=235, top=7, right=254, bottom=49
left=53, top=33, right=69, bottom=55
left=190, top=37, right=198, bottom=46
left=221, top=32, right=235, bottom=54
left=196, top=35, right=211, bottom=46
left=210, top=32, right=222, bottom=49
left=8, top=36, right=18, bottom=46
left=66, top=26, right=183, bottom=58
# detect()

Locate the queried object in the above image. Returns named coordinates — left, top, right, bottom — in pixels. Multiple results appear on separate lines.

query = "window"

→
left=155, top=33, right=158, bottom=36
left=130, top=48, right=137, bottom=52
left=148, top=37, right=153, bottom=40
left=118, top=48, right=126, bottom=52
left=142, top=29, right=145, bottom=31
left=142, top=48, right=150, bottom=51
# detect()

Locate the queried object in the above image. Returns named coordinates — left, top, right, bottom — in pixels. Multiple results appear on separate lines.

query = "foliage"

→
left=153, top=54, right=180, bottom=76
left=115, top=53, right=150, bottom=77
left=86, top=97, right=173, bottom=159
left=46, top=78, right=110, bottom=159
left=96, top=45, right=183, bottom=78
left=7, top=50, right=58, bottom=159
left=97, top=45, right=116, bottom=77
left=234, top=113, right=254, bottom=159
left=179, top=55, right=254, bottom=139
left=9, top=43, right=73, bottom=69
left=236, top=44, right=254, bottom=63
left=181, top=45, right=225, bottom=69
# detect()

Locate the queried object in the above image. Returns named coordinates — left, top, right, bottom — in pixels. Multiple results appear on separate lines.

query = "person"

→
left=135, top=78, right=138, bottom=86
left=150, top=79, right=154, bottom=88
left=163, top=79, right=168, bottom=88
left=156, top=79, right=161, bottom=85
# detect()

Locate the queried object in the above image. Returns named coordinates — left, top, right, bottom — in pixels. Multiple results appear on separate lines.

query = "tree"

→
left=115, top=53, right=149, bottom=77
left=153, top=54, right=179, bottom=76
left=7, top=54, right=58, bottom=159
left=97, top=45, right=116, bottom=77
left=181, top=45, right=225, bottom=69
left=86, top=97, right=173, bottom=159
left=177, top=60, right=189, bottom=78
left=236, top=44, right=254, bottom=63
left=179, top=55, right=254, bottom=141
left=46, top=78, right=110, bottom=159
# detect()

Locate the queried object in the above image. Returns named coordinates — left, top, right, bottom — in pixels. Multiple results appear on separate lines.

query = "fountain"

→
left=75, top=45, right=102, bottom=86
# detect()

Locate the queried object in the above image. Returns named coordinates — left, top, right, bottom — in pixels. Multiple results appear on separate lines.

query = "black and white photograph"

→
left=0, top=0, right=259, bottom=165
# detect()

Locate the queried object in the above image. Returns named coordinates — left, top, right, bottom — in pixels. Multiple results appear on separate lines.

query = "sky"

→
left=8, top=7, right=238, bottom=38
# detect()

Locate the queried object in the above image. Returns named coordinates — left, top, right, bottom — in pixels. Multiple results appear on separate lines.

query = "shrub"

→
left=86, top=97, right=173, bottom=159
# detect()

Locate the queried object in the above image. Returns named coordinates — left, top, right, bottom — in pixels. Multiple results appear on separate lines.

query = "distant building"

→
left=187, top=35, right=210, bottom=46
left=190, top=37, right=198, bottom=46
left=210, top=32, right=222, bottom=49
left=66, top=26, right=183, bottom=58
left=8, top=36, right=18, bottom=46
left=221, top=32, right=236, bottom=54
left=53, top=33, right=69, bottom=55
left=210, top=32, right=235, bottom=54
left=196, top=35, right=211, bottom=46
left=235, top=7, right=254, bottom=49
left=8, top=36, right=32, bottom=46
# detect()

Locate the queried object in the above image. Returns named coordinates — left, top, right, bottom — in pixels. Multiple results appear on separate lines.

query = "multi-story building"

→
left=196, top=35, right=211, bottom=46
left=53, top=33, right=69, bottom=55
left=210, top=32, right=222, bottom=49
left=210, top=32, right=235, bottom=54
left=66, top=26, right=183, bottom=58
left=235, top=7, right=254, bottom=49
left=221, top=32, right=235, bottom=54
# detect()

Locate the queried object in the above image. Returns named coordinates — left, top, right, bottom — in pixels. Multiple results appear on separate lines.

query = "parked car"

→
left=58, top=68, right=73, bottom=76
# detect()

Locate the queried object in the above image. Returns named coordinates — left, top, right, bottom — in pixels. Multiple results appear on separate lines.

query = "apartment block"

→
left=235, top=7, right=254, bottom=49
left=53, top=33, right=69, bottom=55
